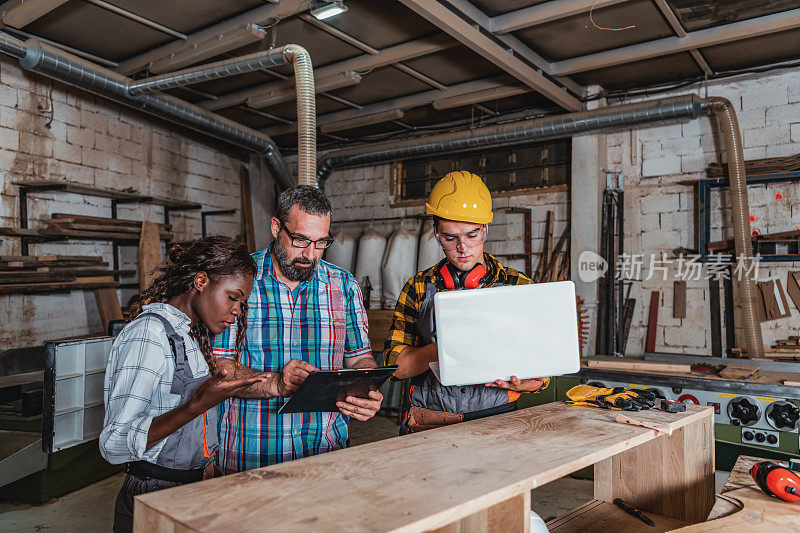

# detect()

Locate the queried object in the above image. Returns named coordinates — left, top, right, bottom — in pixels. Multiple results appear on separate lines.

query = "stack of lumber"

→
left=46, top=213, right=172, bottom=241
left=533, top=211, right=571, bottom=283
left=0, top=254, right=126, bottom=294
left=732, top=337, right=800, bottom=360
left=706, top=153, right=800, bottom=177
left=0, top=215, right=172, bottom=243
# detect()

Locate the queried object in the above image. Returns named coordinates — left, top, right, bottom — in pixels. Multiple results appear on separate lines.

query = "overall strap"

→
left=137, top=312, right=187, bottom=364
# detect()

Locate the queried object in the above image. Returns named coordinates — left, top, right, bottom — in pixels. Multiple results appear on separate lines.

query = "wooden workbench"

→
left=674, top=454, right=800, bottom=532
left=134, top=403, right=714, bottom=533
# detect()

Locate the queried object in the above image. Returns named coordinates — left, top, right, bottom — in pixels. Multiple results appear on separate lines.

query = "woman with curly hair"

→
left=99, top=235, right=264, bottom=533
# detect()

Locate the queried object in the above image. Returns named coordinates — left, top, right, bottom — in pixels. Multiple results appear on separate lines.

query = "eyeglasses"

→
left=278, top=219, right=334, bottom=249
left=435, top=227, right=486, bottom=251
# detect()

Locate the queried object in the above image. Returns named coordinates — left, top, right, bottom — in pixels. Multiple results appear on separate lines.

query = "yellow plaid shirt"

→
left=382, top=253, right=550, bottom=394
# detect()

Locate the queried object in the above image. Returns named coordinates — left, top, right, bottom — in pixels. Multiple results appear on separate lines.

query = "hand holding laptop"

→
left=485, top=376, right=548, bottom=392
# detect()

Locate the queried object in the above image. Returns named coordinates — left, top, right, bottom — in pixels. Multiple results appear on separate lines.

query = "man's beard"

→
left=274, top=238, right=318, bottom=282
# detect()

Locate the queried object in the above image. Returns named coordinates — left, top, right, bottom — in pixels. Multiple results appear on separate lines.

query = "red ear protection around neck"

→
left=440, top=262, right=488, bottom=290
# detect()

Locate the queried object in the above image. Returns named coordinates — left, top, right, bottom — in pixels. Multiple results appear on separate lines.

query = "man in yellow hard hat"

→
left=382, top=171, right=550, bottom=434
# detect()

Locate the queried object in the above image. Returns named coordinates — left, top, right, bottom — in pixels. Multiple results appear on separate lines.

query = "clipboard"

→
left=277, top=366, right=398, bottom=414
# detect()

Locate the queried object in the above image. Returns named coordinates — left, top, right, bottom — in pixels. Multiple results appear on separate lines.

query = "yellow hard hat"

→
left=425, top=171, right=493, bottom=224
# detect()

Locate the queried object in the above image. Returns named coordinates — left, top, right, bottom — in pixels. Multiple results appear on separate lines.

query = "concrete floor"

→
left=3, top=415, right=726, bottom=531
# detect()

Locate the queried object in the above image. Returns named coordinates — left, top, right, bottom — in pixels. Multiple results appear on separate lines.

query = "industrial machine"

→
left=559, top=353, right=800, bottom=468
left=0, top=336, right=120, bottom=502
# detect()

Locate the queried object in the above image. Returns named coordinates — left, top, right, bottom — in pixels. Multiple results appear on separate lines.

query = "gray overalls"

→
left=401, top=276, right=517, bottom=433
left=113, top=313, right=218, bottom=533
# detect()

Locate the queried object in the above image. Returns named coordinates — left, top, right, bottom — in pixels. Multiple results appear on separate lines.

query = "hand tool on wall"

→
left=613, top=498, right=656, bottom=526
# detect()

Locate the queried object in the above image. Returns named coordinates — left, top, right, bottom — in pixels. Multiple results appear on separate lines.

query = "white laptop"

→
left=432, top=281, right=581, bottom=386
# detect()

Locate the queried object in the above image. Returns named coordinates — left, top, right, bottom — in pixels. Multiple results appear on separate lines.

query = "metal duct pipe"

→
left=317, top=95, right=709, bottom=184
left=705, top=97, right=765, bottom=359
left=127, top=48, right=293, bottom=95
left=0, top=35, right=295, bottom=189
left=283, top=44, right=316, bottom=186
left=125, top=43, right=317, bottom=186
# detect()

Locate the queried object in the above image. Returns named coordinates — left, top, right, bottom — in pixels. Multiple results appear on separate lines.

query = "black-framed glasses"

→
left=278, top=219, right=334, bottom=249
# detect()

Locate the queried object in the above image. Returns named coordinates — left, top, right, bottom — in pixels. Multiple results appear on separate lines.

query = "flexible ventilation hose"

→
left=705, top=97, right=765, bottom=359
left=283, top=44, right=317, bottom=186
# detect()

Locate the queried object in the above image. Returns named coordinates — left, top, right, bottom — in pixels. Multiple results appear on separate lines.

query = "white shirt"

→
left=99, top=303, right=209, bottom=465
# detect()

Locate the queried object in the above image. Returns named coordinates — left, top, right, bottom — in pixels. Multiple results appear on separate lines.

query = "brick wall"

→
left=607, top=67, right=800, bottom=356
left=0, top=58, right=266, bottom=348
left=325, top=67, right=800, bottom=357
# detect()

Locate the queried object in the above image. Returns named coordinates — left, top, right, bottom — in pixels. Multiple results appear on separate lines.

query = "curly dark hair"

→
left=129, top=235, right=256, bottom=370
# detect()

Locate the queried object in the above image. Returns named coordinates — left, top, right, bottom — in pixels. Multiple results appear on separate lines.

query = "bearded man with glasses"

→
left=383, top=171, right=550, bottom=435
left=212, top=185, right=382, bottom=472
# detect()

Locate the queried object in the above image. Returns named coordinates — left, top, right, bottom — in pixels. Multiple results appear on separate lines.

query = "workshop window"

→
left=395, top=139, right=571, bottom=202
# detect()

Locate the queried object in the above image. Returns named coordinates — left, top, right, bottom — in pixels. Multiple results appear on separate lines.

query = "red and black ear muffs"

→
left=439, top=262, right=488, bottom=290
left=750, top=460, right=800, bottom=502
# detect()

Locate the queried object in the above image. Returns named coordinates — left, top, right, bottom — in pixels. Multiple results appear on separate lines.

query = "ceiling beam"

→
left=114, top=0, right=311, bottom=75
left=201, top=34, right=457, bottom=111
left=491, top=0, right=630, bottom=34
left=445, top=0, right=583, bottom=97
left=298, top=13, right=378, bottom=55
left=652, top=0, right=713, bottom=76
left=262, top=76, right=522, bottom=137
left=398, top=0, right=581, bottom=111
left=551, top=7, right=800, bottom=75
left=0, top=0, right=67, bottom=28
left=247, top=71, right=362, bottom=108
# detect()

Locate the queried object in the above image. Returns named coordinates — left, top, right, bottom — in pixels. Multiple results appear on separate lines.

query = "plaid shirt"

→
left=382, top=254, right=550, bottom=396
left=213, top=245, right=371, bottom=472
left=100, top=303, right=208, bottom=465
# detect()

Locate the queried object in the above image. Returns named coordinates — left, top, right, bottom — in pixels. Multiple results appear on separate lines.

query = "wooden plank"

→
left=240, top=166, right=256, bottom=254
left=0, top=370, right=44, bottom=388
left=594, top=409, right=714, bottom=523
left=757, top=279, right=790, bottom=321
left=138, top=221, right=162, bottom=292
left=0, top=279, right=118, bottom=294
left=718, top=365, right=758, bottom=380
left=51, top=213, right=171, bottom=231
left=547, top=499, right=688, bottom=532
left=673, top=281, right=686, bottom=319
left=723, top=272, right=735, bottom=355
left=430, top=492, right=528, bottom=533
left=0, top=254, right=104, bottom=263
left=584, top=357, right=693, bottom=373
left=787, top=271, right=800, bottom=311
left=94, top=278, right=122, bottom=334
left=709, top=278, right=722, bottom=357
left=134, top=403, right=713, bottom=533
left=534, top=211, right=554, bottom=283
left=646, top=291, right=660, bottom=353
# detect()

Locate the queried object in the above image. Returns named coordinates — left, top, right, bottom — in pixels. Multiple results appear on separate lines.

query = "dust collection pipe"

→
left=0, top=35, right=313, bottom=190
left=317, top=93, right=764, bottom=358
left=125, top=44, right=318, bottom=187
left=706, top=97, right=765, bottom=358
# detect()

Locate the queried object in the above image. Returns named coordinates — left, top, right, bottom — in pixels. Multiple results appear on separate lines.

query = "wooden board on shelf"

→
left=138, top=221, right=162, bottom=292
left=0, top=278, right=118, bottom=294
left=584, top=356, right=693, bottom=374
left=50, top=213, right=171, bottom=231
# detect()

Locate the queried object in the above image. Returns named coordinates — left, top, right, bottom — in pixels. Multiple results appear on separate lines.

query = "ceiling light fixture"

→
left=310, top=1, right=347, bottom=21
